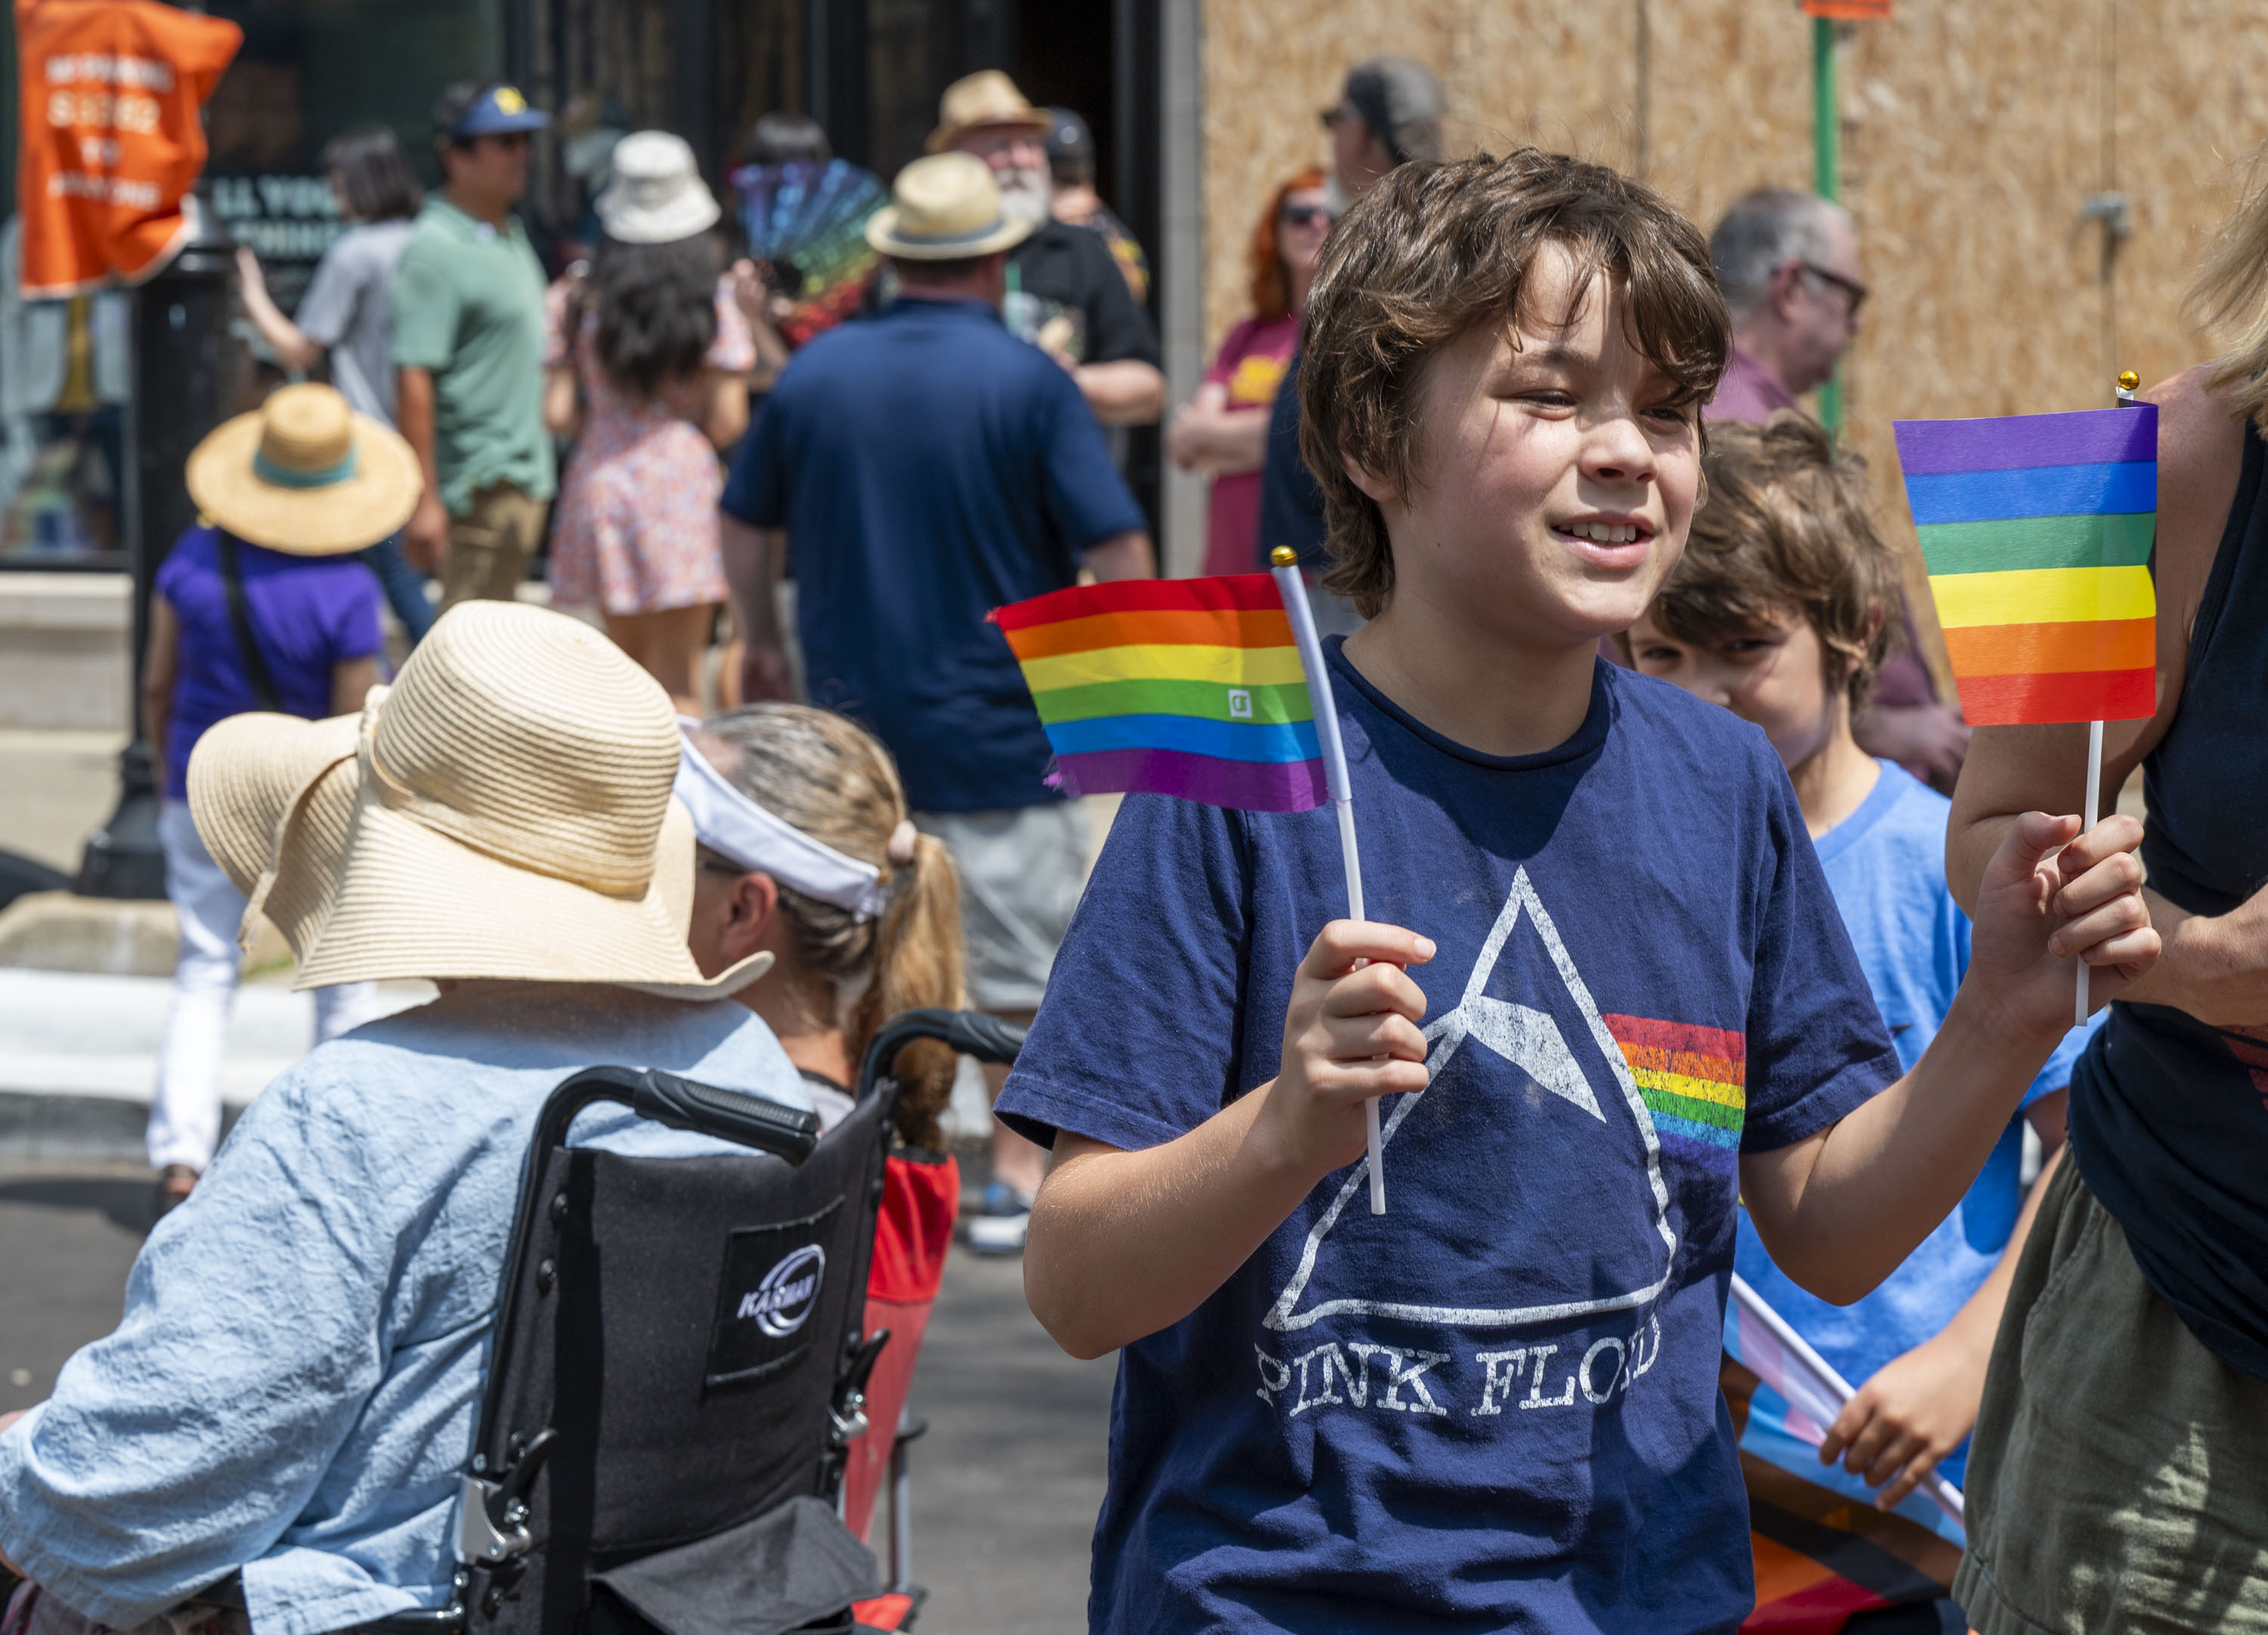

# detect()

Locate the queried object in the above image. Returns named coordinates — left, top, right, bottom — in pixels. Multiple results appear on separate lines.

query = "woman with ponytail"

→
left=675, top=702, right=966, bottom=1541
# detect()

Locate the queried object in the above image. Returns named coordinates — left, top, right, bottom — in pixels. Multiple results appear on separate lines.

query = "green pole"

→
left=1812, top=14, right=1843, bottom=434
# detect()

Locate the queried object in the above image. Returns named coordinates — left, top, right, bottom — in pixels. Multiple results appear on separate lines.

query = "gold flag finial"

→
left=1269, top=546, right=1298, bottom=567
left=2118, top=370, right=2139, bottom=392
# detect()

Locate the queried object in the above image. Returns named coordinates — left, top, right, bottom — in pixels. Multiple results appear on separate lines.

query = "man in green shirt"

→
left=392, top=81, right=555, bottom=611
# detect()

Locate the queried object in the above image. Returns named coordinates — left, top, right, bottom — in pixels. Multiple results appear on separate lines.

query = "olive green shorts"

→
left=1954, top=1157, right=2268, bottom=1634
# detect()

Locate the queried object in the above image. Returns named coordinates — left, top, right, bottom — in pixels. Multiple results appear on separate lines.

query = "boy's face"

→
left=1352, top=246, right=1703, bottom=651
left=1628, top=606, right=1842, bottom=773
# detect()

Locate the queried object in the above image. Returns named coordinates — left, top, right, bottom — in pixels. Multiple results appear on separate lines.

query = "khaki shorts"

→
left=916, top=802, right=1089, bottom=1014
left=439, top=481, right=549, bottom=612
left=1954, top=1157, right=2268, bottom=1634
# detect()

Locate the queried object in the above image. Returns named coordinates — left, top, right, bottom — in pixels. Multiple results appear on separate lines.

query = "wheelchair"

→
left=79, top=1007, right=1020, bottom=1635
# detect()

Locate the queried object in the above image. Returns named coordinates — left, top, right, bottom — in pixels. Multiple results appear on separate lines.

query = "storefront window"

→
left=1, top=0, right=498, bottom=567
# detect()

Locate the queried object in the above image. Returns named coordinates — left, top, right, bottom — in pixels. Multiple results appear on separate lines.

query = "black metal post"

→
left=76, top=197, right=238, bottom=900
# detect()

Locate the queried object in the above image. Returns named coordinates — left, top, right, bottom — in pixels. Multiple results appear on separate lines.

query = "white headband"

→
left=674, top=724, right=890, bottom=921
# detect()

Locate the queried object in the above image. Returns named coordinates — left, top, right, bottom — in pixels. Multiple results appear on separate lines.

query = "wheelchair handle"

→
left=856, top=1008, right=1026, bottom=1105
left=635, top=1068, right=820, bottom=1163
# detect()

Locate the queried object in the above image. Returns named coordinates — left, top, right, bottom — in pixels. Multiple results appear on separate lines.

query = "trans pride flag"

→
left=1724, top=1276, right=1966, bottom=1632
left=1893, top=406, right=2158, bottom=726
left=992, top=575, right=1328, bottom=813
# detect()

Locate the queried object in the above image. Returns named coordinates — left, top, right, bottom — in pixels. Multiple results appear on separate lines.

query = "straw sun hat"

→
left=864, top=151, right=1032, bottom=262
left=186, top=599, right=772, bottom=999
left=184, top=382, right=422, bottom=556
left=925, top=69, right=1050, bottom=154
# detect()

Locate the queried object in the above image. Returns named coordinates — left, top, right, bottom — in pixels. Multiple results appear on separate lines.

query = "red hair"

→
left=1249, top=167, right=1328, bottom=322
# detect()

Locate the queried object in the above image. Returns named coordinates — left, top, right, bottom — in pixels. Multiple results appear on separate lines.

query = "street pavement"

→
left=0, top=1160, right=1114, bottom=1634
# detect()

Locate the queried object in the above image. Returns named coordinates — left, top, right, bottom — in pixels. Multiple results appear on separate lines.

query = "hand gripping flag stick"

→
left=1269, top=547, right=1386, bottom=1214
left=1893, top=376, right=2158, bottom=1033
left=990, top=558, right=1389, bottom=1214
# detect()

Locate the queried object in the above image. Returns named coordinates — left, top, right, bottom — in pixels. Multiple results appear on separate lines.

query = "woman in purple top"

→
left=1167, top=169, right=1332, bottom=575
left=141, top=382, right=417, bottom=1209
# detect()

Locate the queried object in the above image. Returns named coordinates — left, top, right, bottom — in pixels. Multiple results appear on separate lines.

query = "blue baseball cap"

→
left=451, top=83, right=551, bottom=139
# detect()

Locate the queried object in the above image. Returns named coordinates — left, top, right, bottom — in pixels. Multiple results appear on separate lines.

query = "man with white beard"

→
left=928, top=71, right=1164, bottom=428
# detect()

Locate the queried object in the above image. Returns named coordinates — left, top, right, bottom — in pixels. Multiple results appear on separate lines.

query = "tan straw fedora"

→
left=864, top=152, right=1032, bottom=261
left=925, top=69, right=1051, bottom=154
left=187, top=600, right=771, bottom=999
left=185, top=382, right=422, bottom=556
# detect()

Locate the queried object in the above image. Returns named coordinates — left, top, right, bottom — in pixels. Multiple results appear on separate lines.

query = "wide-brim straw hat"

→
left=864, top=151, right=1032, bottom=262
left=186, top=599, right=770, bottom=1000
left=595, top=129, right=721, bottom=245
left=185, top=382, right=422, bottom=556
left=925, top=69, right=1051, bottom=155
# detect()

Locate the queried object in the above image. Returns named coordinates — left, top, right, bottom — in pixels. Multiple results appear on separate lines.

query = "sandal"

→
left=153, top=1164, right=200, bottom=1219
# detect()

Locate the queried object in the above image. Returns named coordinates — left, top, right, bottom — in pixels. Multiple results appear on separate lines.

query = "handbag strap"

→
left=216, top=533, right=284, bottom=713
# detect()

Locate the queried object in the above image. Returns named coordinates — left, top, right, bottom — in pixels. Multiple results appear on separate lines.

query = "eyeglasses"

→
left=1281, top=204, right=1335, bottom=229
left=1801, top=262, right=1868, bottom=316
left=1318, top=105, right=1347, bottom=131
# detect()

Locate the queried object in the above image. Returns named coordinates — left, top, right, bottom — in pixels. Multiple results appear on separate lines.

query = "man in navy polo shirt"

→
left=720, top=151, right=1151, bottom=1254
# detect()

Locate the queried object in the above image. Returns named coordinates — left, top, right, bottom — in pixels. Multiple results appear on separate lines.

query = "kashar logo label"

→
left=737, top=1244, right=826, bottom=1337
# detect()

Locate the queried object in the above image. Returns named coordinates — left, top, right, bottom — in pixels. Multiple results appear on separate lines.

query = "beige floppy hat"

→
left=186, top=599, right=770, bottom=999
left=595, top=130, right=722, bottom=245
left=185, top=382, right=423, bottom=556
left=925, top=69, right=1051, bottom=155
left=864, top=152, right=1033, bottom=262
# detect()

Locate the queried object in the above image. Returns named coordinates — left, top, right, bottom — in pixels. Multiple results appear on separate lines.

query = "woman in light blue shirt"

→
left=0, top=602, right=802, bottom=1635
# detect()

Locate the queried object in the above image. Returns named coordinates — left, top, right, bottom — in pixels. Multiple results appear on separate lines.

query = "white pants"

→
left=147, top=801, right=382, bottom=1172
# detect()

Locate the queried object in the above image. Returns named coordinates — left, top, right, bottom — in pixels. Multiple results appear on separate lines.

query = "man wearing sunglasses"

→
left=1707, top=187, right=1970, bottom=794
left=1705, top=187, right=1868, bottom=425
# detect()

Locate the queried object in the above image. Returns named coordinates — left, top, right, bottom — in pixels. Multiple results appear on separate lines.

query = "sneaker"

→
left=964, top=1179, right=1034, bottom=1256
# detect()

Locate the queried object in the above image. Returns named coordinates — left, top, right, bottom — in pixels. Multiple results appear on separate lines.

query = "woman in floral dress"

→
left=544, top=131, right=756, bottom=709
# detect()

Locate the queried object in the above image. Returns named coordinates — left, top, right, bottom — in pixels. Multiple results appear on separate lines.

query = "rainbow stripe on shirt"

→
left=1603, top=1014, right=1746, bottom=1162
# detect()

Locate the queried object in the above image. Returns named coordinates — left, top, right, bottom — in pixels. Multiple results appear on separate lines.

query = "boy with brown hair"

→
left=996, top=151, right=2155, bottom=1633
left=1631, top=413, right=2094, bottom=1537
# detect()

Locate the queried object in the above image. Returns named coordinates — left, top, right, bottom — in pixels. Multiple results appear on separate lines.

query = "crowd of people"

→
left=1, top=41, right=2263, bottom=1635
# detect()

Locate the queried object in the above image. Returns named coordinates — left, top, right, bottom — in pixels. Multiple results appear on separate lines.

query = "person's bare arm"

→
left=541, top=364, right=580, bottom=440
left=1743, top=814, right=2154, bottom=1305
left=1075, top=360, right=1167, bottom=426
left=1167, top=385, right=1271, bottom=475
left=1083, top=530, right=1154, bottom=583
left=395, top=367, right=449, bottom=574
left=141, top=595, right=179, bottom=773
left=235, top=249, right=323, bottom=373
left=1814, top=1092, right=2068, bottom=1507
left=721, top=514, right=792, bottom=701
left=1025, top=922, right=1436, bottom=1359
left=703, top=370, right=751, bottom=450
left=1949, top=366, right=2267, bottom=1027
left=331, top=655, right=379, bottom=717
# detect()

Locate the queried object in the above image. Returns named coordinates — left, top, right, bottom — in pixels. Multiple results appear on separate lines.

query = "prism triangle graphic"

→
left=1264, top=867, right=1679, bottom=1333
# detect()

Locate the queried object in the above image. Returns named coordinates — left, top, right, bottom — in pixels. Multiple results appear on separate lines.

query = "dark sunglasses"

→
left=1801, top=261, right=1868, bottom=315
left=1281, top=203, right=1336, bottom=229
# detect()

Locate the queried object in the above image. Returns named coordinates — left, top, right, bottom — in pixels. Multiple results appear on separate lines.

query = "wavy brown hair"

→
left=1649, top=412, right=1901, bottom=708
left=1249, top=167, right=1328, bottom=323
left=1298, top=149, right=1730, bottom=616
left=696, top=705, right=966, bottom=1149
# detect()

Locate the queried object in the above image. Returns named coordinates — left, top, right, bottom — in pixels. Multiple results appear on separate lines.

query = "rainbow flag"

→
left=991, top=575, right=1328, bottom=813
left=1893, top=406, right=2157, bottom=726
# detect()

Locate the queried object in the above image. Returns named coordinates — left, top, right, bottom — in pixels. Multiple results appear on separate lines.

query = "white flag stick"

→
left=1271, top=548, right=1385, bottom=1215
left=2076, top=717, right=2103, bottom=1025
left=2081, top=373, right=2139, bottom=1025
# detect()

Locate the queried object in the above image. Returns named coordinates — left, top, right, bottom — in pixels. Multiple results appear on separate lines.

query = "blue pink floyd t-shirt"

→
left=996, top=644, right=1901, bottom=1634
left=1734, top=760, right=2097, bottom=1491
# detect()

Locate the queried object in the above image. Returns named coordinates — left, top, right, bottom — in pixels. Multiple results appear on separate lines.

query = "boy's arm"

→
left=1817, top=1135, right=2064, bottom=1508
left=1742, top=813, right=2154, bottom=1305
left=1025, top=921, right=1434, bottom=1360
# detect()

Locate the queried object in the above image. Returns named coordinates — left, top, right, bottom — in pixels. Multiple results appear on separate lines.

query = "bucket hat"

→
left=184, top=382, right=422, bottom=556
left=186, top=600, right=772, bottom=999
left=595, top=130, right=722, bottom=245
left=925, top=70, right=1050, bottom=154
left=863, top=152, right=1031, bottom=261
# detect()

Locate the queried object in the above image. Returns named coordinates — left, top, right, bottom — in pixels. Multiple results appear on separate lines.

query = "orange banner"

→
left=14, top=0, right=241, bottom=297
